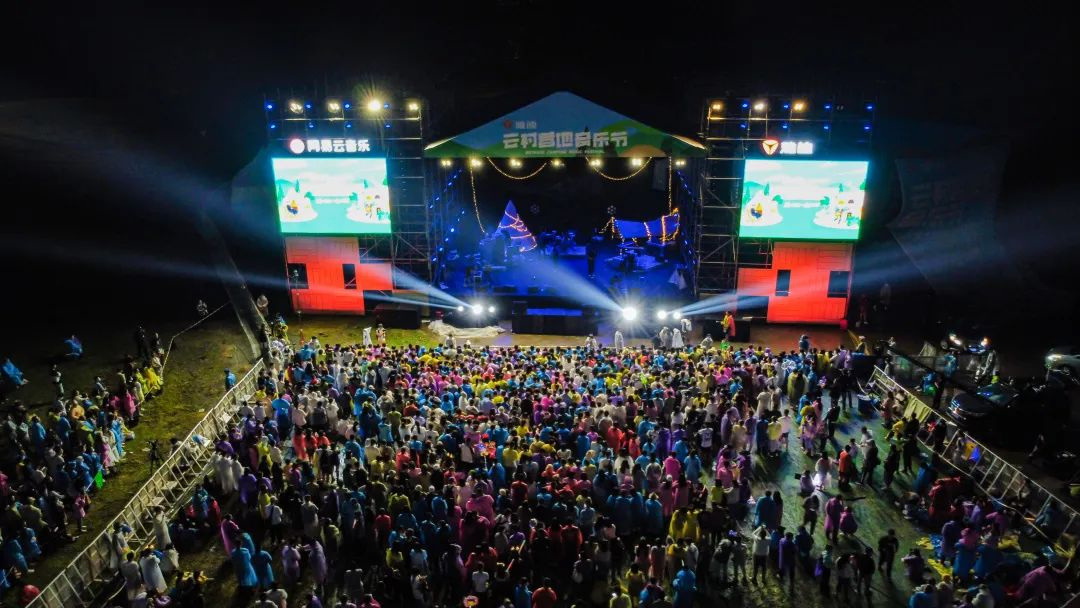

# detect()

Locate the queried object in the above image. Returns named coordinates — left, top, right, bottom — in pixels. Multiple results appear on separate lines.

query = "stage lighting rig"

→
left=621, top=307, right=638, bottom=322
left=656, top=310, right=669, bottom=320
left=288, top=100, right=304, bottom=114
left=672, top=311, right=683, bottom=321
left=366, top=99, right=382, bottom=112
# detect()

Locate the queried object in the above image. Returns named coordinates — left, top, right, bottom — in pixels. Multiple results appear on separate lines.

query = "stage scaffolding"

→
left=264, top=92, right=434, bottom=286
left=691, top=95, right=876, bottom=297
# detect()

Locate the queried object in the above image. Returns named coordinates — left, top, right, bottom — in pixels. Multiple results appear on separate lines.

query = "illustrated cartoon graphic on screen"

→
left=740, top=183, right=784, bottom=227
left=812, top=183, right=863, bottom=230
left=278, top=181, right=318, bottom=222
left=739, top=160, right=868, bottom=240
left=272, top=157, right=393, bottom=235
left=345, top=178, right=391, bottom=223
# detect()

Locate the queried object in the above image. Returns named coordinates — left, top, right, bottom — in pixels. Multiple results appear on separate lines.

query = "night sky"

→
left=2, top=4, right=1077, bottom=325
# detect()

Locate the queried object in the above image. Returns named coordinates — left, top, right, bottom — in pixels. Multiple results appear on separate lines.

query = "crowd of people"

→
left=1, top=327, right=167, bottom=598
left=15, top=322, right=1079, bottom=608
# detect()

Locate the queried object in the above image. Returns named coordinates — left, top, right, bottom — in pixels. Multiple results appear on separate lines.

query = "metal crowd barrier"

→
left=27, top=360, right=265, bottom=608
left=867, top=367, right=1079, bottom=561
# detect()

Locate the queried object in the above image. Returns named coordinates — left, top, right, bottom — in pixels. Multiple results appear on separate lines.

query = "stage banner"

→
left=614, top=212, right=679, bottom=241
left=891, top=145, right=1020, bottom=299
left=424, top=92, right=705, bottom=159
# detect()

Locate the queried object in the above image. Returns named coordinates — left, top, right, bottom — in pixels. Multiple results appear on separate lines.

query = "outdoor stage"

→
left=440, top=240, right=685, bottom=303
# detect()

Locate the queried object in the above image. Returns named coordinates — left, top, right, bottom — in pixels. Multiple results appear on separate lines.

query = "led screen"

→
left=273, top=157, right=391, bottom=234
left=739, top=159, right=868, bottom=240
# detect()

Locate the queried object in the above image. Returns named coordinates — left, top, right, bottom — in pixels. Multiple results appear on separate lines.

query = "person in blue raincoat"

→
left=943, top=352, right=958, bottom=379
left=754, top=492, right=775, bottom=529
left=65, top=335, right=84, bottom=358
left=232, top=546, right=258, bottom=588
left=225, top=369, right=237, bottom=391
left=952, top=540, right=976, bottom=584
left=643, top=494, right=664, bottom=537
left=672, top=563, right=697, bottom=608
left=253, top=546, right=275, bottom=588
left=2, top=536, right=30, bottom=575
left=973, top=543, right=1003, bottom=580
left=2, top=358, right=28, bottom=386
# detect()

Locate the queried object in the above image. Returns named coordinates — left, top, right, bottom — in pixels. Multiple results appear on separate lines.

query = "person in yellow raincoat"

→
left=144, top=366, right=163, bottom=393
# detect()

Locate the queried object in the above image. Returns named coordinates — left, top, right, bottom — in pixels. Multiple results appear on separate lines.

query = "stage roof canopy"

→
left=424, top=91, right=705, bottom=159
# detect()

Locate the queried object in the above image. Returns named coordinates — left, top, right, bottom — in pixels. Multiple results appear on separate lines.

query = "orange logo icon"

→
left=762, top=139, right=779, bottom=155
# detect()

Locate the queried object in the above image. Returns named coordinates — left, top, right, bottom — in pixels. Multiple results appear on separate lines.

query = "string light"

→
left=498, top=205, right=538, bottom=252
left=440, top=159, right=453, bottom=167
left=667, top=156, right=674, bottom=213
left=485, top=157, right=548, bottom=180
left=630, top=158, right=643, bottom=167
left=469, top=168, right=486, bottom=234
left=469, top=157, right=483, bottom=168
left=550, top=159, right=564, bottom=167
left=591, top=156, right=651, bottom=181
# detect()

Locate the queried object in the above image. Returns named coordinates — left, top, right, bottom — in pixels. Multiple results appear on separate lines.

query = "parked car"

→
left=948, top=379, right=1069, bottom=447
left=1045, top=346, right=1080, bottom=378
left=941, top=330, right=991, bottom=355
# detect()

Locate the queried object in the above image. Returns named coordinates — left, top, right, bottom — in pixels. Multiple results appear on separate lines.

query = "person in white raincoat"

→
left=140, top=549, right=167, bottom=594
left=613, top=330, right=625, bottom=351
left=109, top=523, right=132, bottom=570
left=362, top=326, right=373, bottom=347
left=672, top=328, right=684, bottom=348
left=152, top=506, right=172, bottom=549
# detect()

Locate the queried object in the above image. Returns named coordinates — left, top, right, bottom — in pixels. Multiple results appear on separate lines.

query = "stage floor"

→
left=441, top=241, right=685, bottom=302
left=468, top=319, right=847, bottom=350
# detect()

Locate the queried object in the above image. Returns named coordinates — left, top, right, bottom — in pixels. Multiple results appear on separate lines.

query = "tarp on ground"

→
left=424, top=91, right=706, bottom=159
left=614, top=212, right=679, bottom=241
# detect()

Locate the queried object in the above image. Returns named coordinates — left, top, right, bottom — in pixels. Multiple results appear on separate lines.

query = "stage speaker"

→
left=493, top=285, right=516, bottom=294
left=511, top=300, right=528, bottom=316
left=701, top=319, right=723, bottom=340
left=373, top=303, right=421, bottom=329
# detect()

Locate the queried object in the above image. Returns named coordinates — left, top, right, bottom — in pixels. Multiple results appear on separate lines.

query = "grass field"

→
left=1, top=311, right=255, bottom=590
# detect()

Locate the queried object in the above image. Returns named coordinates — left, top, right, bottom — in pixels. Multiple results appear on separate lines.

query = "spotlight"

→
left=407, top=101, right=420, bottom=112
left=265, top=102, right=274, bottom=111
left=327, top=100, right=341, bottom=112
left=866, top=103, right=875, bottom=111
left=550, top=159, right=563, bottom=167
left=345, top=122, right=353, bottom=129
left=741, top=102, right=749, bottom=109
left=471, top=304, right=483, bottom=316
left=674, top=159, right=686, bottom=167
left=589, top=158, right=603, bottom=168
left=383, top=102, right=390, bottom=109
left=792, top=100, right=806, bottom=112
left=630, top=158, right=643, bottom=167
left=288, top=100, right=304, bottom=114
left=457, top=306, right=465, bottom=312
left=509, top=158, right=522, bottom=168
left=344, top=102, right=351, bottom=110
left=304, top=103, right=312, bottom=110
left=711, top=101, right=724, bottom=111
left=269, top=123, right=277, bottom=130
left=366, top=99, right=382, bottom=111
left=824, top=103, right=832, bottom=110
left=753, top=100, right=767, bottom=111
left=487, top=305, right=496, bottom=314
left=469, top=158, right=483, bottom=168
left=441, top=159, right=453, bottom=167
left=672, top=311, right=683, bottom=321
left=656, top=309, right=669, bottom=320
left=621, top=306, right=638, bottom=321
